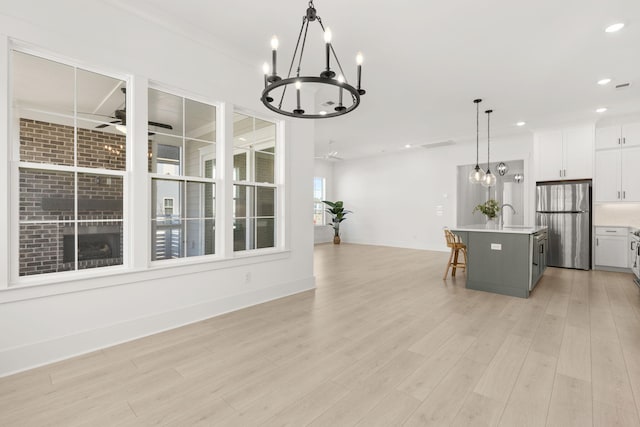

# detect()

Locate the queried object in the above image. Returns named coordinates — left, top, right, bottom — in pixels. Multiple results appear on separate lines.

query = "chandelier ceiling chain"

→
left=261, top=0, right=365, bottom=119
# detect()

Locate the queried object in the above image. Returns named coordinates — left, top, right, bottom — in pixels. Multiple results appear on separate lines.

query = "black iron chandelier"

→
left=261, top=0, right=366, bottom=119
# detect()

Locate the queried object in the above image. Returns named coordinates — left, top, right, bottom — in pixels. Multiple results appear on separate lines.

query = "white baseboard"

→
left=0, top=276, right=315, bottom=377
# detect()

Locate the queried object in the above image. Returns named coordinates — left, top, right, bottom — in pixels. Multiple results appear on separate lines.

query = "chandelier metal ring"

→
left=260, top=0, right=365, bottom=119
left=261, top=76, right=361, bottom=119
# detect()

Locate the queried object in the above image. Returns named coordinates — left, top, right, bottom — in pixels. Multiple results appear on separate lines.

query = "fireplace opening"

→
left=63, top=227, right=121, bottom=263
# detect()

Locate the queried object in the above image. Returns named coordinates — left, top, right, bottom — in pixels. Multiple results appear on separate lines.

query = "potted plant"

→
left=322, top=200, right=352, bottom=244
left=473, top=199, right=500, bottom=228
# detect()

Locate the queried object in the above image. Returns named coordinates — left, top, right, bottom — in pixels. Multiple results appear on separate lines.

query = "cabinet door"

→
left=564, top=125, right=594, bottom=179
left=595, top=125, right=621, bottom=149
left=536, top=130, right=564, bottom=181
left=595, top=235, right=628, bottom=268
left=621, top=147, right=640, bottom=201
left=594, top=150, right=621, bottom=202
left=622, top=122, right=640, bottom=147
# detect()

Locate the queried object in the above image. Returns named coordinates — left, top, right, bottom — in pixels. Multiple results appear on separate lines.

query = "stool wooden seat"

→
left=444, top=229, right=467, bottom=279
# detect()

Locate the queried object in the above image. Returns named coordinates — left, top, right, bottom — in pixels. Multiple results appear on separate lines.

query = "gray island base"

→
left=450, top=225, right=548, bottom=298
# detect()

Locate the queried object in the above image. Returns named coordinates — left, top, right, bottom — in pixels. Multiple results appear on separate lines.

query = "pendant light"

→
left=482, top=109, right=497, bottom=188
left=468, top=99, right=486, bottom=184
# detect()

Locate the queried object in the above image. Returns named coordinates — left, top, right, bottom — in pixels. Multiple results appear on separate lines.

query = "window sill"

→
left=1, top=248, right=291, bottom=304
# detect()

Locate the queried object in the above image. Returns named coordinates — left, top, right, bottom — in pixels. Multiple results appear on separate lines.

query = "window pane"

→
left=76, top=222, right=123, bottom=270
left=185, top=99, right=216, bottom=142
left=148, top=88, right=183, bottom=137
left=186, top=218, right=215, bottom=256
left=233, top=151, right=248, bottom=181
left=185, top=182, right=214, bottom=219
left=234, top=218, right=254, bottom=251
left=151, top=136, right=182, bottom=175
left=233, top=185, right=254, bottom=218
left=256, top=218, right=275, bottom=249
left=19, top=117, right=75, bottom=166
left=77, top=173, right=123, bottom=219
left=77, top=119, right=126, bottom=171
left=184, top=139, right=215, bottom=178
left=256, top=187, right=275, bottom=217
left=152, top=179, right=182, bottom=220
left=20, top=168, right=75, bottom=221
left=12, top=51, right=74, bottom=116
left=233, top=113, right=253, bottom=146
left=255, top=151, right=274, bottom=183
left=20, top=222, right=73, bottom=276
left=77, top=69, right=127, bottom=139
left=152, top=220, right=183, bottom=260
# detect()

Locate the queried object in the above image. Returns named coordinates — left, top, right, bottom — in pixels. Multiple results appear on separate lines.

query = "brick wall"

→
left=19, top=118, right=125, bottom=276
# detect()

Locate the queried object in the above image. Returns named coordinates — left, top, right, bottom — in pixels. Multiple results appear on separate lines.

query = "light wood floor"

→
left=2, top=243, right=640, bottom=426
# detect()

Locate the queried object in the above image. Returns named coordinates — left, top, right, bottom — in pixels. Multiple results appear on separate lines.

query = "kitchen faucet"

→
left=499, top=203, right=516, bottom=228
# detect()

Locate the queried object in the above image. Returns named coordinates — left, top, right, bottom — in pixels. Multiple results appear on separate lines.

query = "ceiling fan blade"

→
left=95, top=120, right=120, bottom=129
left=148, top=121, right=173, bottom=130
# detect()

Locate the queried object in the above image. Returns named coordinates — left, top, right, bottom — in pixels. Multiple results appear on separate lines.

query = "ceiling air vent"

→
left=615, top=82, right=631, bottom=90
left=421, top=140, right=455, bottom=149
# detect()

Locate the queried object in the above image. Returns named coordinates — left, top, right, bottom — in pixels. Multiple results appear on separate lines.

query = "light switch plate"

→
left=491, top=243, right=502, bottom=250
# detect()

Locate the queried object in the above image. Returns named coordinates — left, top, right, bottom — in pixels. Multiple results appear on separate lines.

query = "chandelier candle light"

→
left=261, top=0, right=366, bottom=118
left=468, top=98, right=486, bottom=184
left=482, top=109, right=497, bottom=188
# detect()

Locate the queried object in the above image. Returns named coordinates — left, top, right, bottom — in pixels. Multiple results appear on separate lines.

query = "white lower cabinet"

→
left=595, top=227, right=628, bottom=268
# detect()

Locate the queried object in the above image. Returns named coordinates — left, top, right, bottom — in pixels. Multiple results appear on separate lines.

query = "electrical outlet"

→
left=245, top=272, right=251, bottom=283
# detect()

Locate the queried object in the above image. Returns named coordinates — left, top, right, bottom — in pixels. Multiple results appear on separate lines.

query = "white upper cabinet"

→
left=594, top=149, right=621, bottom=202
left=594, top=120, right=640, bottom=203
left=535, top=130, right=564, bottom=181
left=534, top=125, right=594, bottom=182
left=623, top=122, right=640, bottom=147
left=595, top=122, right=640, bottom=149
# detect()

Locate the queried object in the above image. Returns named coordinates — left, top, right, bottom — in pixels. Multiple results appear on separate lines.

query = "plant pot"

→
left=333, top=235, right=341, bottom=244
left=486, top=218, right=497, bottom=229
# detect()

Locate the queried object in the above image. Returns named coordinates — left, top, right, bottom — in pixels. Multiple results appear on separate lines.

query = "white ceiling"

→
left=107, top=0, right=640, bottom=159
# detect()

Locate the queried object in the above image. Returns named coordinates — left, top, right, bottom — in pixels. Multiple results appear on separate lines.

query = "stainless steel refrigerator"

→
left=536, top=181, right=591, bottom=270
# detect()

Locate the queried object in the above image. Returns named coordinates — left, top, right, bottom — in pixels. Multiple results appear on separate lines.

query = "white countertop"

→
left=451, top=225, right=548, bottom=234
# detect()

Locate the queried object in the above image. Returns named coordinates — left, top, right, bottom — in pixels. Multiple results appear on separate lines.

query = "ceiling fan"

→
left=315, top=140, right=343, bottom=161
left=95, top=87, right=173, bottom=135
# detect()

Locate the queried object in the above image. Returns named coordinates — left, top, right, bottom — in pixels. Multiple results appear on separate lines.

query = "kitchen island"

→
left=450, top=225, right=548, bottom=298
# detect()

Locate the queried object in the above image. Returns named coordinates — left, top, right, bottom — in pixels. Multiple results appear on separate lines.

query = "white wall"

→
left=333, top=134, right=534, bottom=251
left=313, top=159, right=335, bottom=244
left=0, top=2, right=314, bottom=376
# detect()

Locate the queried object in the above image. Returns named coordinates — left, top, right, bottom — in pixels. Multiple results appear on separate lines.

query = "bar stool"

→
left=443, top=229, right=467, bottom=279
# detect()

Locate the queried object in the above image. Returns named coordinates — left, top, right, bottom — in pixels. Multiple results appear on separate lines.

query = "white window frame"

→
left=231, top=110, right=281, bottom=254
left=313, top=176, right=326, bottom=226
left=148, top=83, right=220, bottom=264
left=8, top=43, right=131, bottom=286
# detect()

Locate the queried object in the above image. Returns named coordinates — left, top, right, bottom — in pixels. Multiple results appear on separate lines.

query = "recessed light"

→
left=605, top=23, right=625, bottom=33
left=516, top=121, right=526, bottom=127
left=596, top=107, right=608, bottom=113
left=597, top=78, right=612, bottom=85
left=404, top=144, right=412, bottom=148
left=319, top=111, right=327, bottom=116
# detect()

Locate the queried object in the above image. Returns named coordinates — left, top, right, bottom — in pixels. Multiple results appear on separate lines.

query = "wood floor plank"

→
left=473, top=334, right=532, bottom=402
left=556, top=324, right=591, bottom=382
left=403, top=356, right=487, bottom=427
left=546, top=374, right=592, bottom=427
left=497, top=350, right=557, bottom=427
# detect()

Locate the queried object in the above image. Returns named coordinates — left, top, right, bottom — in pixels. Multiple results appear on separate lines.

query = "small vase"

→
left=333, top=235, right=341, bottom=244
left=486, top=218, right=497, bottom=229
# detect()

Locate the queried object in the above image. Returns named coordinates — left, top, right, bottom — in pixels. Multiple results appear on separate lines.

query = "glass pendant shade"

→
left=468, top=165, right=486, bottom=184
left=482, top=170, right=497, bottom=187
